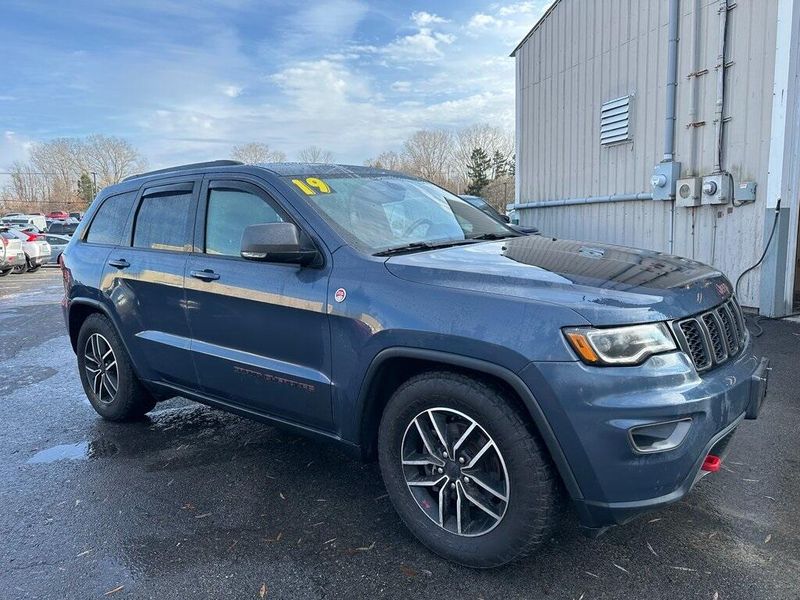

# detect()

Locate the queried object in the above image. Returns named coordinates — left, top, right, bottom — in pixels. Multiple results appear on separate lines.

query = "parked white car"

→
left=0, top=231, right=25, bottom=276
left=1, top=228, right=51, bottom=273
left=0, top=214, right=48, bottom=231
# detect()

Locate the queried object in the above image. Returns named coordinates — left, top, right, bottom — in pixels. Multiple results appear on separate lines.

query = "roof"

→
left=256, top=162, right=401, bottom=178
left=123, top=160, right=405, bottom=183
left=510, top=0, right=562, bottom=57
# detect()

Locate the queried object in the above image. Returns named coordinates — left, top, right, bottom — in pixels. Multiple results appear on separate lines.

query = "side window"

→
left=205, top=189, right=284, bottom=256
left=133, top=191, right=194, bottom=252
left=85, top=192, right=136, bottom=245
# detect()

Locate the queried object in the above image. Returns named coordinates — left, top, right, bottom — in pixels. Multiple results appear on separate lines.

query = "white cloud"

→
left=468, top=13, right=502, bottom=31
left=497, top=2, right=540, bottom=16
left=383, top=29, right=455, bottom=62
left=221, top=85, right=243, bottom=98
left=411, top=11, right=448, bottom=27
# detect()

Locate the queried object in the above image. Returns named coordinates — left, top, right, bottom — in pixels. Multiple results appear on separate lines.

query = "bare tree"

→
left=2, top=134, right=147, bottom=212
left=481, top=175, right=515, bottom=212
left=81, top=134, right=148, bottom=186
left=453, top=124, right=513, bottom=181
left=231, top=142, right=286, bottom=164
left=401, top=129, right=454, bottom=185
left=364, top=151, right=408, bottom=172
left=297, top=146, right=335, bottom=163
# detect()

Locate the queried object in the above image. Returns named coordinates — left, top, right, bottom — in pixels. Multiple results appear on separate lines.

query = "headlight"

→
left=563, top=323, right=676, bottom=366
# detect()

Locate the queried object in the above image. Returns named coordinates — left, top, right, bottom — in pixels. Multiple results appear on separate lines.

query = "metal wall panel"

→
left=514, top=0, right=780, bottom=308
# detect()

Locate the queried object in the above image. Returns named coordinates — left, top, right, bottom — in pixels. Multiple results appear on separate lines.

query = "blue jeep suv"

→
left=60, top=160, right=770, bottom=567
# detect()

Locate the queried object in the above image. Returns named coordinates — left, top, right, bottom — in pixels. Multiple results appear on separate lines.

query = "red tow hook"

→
left=701, top=454, right=722, bottom=473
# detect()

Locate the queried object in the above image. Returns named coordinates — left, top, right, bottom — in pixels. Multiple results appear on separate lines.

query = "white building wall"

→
left=514, top=0, right=781, bottom=309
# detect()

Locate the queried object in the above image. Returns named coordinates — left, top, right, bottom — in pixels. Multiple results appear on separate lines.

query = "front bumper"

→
left=521, top=338, right=768, bottom=530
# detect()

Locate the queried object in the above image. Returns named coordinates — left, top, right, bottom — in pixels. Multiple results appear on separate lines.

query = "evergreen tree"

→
left=465, top=148, right=491, bottom=195
left=77, top=172, right=97, bottom=206
left=508, top=153, right=516, bottom=177
left=491, top=151, right=507, bottom=179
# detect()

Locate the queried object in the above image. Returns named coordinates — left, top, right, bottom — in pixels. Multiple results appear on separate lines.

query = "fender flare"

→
left=356, top=347, right=582, bottom=500
left=66, top=298, right=145, bottom=378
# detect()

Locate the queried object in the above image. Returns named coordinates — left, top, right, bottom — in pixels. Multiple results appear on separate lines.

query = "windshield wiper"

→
left=466, top=232, right=519, bottom=241
left=373, top=239, right=476, bottom=257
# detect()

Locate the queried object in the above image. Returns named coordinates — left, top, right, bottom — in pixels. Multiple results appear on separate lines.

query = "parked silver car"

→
left=42, top=233, right=70, bottom=265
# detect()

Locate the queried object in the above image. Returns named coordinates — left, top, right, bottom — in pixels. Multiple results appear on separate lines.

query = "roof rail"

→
left=122, top=160, right=244, bottom=182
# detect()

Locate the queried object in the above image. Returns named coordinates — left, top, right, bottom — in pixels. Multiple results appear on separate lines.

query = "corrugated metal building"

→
left=511, top=0, right=800, bottom=316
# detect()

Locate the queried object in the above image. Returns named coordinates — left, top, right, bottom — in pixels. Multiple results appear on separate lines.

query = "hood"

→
left=384, top=236, right=733, bottom=326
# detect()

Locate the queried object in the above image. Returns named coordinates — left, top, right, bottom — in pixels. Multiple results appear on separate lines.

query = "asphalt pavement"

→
left=1, top=269, right=799, bottom=599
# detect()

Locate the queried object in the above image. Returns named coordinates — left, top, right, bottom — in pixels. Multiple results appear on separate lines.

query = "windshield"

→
left=284, top=175, right=515, bottom=253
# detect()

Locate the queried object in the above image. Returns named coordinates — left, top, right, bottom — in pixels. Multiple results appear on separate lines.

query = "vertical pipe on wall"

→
left=665, top=0, right=681, bottom=254
left=664, top=0, right=681, bottom=162
left=686, top=0, right=703, bottom=176
left=713, top=0, right=729, bottom=173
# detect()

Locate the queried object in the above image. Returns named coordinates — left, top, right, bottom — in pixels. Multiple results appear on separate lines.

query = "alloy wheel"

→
left=84, top=333, right=119, bottom=404
left=400, top=407, right=510, bottom=536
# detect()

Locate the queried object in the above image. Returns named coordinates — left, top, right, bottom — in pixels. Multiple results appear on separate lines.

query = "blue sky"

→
left=0, top=0, right=550, bottom=172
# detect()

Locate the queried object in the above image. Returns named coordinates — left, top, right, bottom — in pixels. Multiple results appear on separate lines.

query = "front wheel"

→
left=77, top=314, right=156, bottom=421
left=0, top=268, right=10, bottom=277
left=378, top=371, right=560, bottom=568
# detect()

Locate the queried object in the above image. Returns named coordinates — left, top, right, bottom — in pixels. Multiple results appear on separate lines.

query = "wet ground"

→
left=1, top=269, right=799, bottom=599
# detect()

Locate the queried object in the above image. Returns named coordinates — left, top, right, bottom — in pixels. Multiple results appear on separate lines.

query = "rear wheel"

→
left=26, top=259, right=40, bottom=273
left=12, top=261, right=28, bottom=274
left=77, top=314, right=156, bottom=421
left=378, top=371, right=559, bottom=568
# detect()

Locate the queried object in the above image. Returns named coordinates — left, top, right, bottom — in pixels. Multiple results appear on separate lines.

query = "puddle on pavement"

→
left=27, top=439, right=119, bottom=464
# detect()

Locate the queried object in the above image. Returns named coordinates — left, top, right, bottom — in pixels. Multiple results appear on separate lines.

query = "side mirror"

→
left=241, top=222, right=320, bottom=266
left=502, top=214, right=511, bottom=223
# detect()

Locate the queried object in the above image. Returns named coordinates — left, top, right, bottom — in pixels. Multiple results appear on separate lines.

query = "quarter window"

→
left=85, top=192, right=136, bottom=245
left=205, top=189, right=284, bottom=256
left=133, top=191, right=194, bottom=252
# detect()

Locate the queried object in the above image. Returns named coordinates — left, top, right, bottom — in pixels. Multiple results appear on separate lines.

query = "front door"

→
left=184, top=177, right=333, bottom=430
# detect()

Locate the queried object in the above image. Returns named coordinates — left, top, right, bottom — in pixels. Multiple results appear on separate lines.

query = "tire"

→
left=26, top=260, right=40, bottom=273
left=76, top=313, right=156, bottom=421
left=378, top=371, right=559, bottom=568
left=12, top=261, right=28, bottom=274
left=0, top=268, right=10, bottom=277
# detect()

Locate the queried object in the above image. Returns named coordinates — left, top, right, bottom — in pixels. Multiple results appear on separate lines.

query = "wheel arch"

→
left=356, top=347, right=583, bottom=500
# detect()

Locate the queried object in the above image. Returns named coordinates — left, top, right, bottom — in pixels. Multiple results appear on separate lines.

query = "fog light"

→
left=629, top=418, right=692, bottom=454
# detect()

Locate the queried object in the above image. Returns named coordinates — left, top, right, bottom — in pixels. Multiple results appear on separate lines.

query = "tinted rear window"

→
left=86, top=192, right=136, bottom=245
left=133, top=192, right=194, bottom=252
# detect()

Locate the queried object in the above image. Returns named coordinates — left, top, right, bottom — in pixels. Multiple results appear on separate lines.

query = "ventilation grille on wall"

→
left=600, top=95, right=632, bottom=145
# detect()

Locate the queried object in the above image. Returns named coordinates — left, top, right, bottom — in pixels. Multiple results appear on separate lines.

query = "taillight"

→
left=26, top=233, right=39, bottom=241
left=1, top=238, right=7, bottom=247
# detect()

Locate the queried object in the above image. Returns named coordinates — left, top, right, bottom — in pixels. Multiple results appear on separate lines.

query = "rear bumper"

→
left=521, top=338, right=768, bottom=530
left=1, top=252, right=24, bottom=269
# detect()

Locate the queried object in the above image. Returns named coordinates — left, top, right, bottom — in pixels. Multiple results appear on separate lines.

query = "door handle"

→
left=108, top=259, right=130, bottom=269
left=190, top=269, right=220, bottom=282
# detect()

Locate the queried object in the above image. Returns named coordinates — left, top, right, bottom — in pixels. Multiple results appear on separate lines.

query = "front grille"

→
left=672, top=298, right=747, bottom=372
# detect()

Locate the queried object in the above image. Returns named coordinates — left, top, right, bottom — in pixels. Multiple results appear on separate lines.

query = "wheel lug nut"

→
left=442, top=451, right=448, bottom=458
left=437, top=467, right=444, bottom=474
left=458, top=457, right=465, bottom=464
left=463, top=476, right=470, bottom=483
left=450, top=482, right=456, bottom=489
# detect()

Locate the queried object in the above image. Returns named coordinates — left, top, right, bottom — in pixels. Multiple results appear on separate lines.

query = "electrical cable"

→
left=734, top=199, right=782, bottom=337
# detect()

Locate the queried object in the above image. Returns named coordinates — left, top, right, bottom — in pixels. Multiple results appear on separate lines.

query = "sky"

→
left=0, top=0, right=551, bottom=176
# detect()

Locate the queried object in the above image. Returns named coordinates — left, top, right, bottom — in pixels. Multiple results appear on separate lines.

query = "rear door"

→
left=184, top=176, right=333, bottom=430
left=106, top=178, right=200, bottom=387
